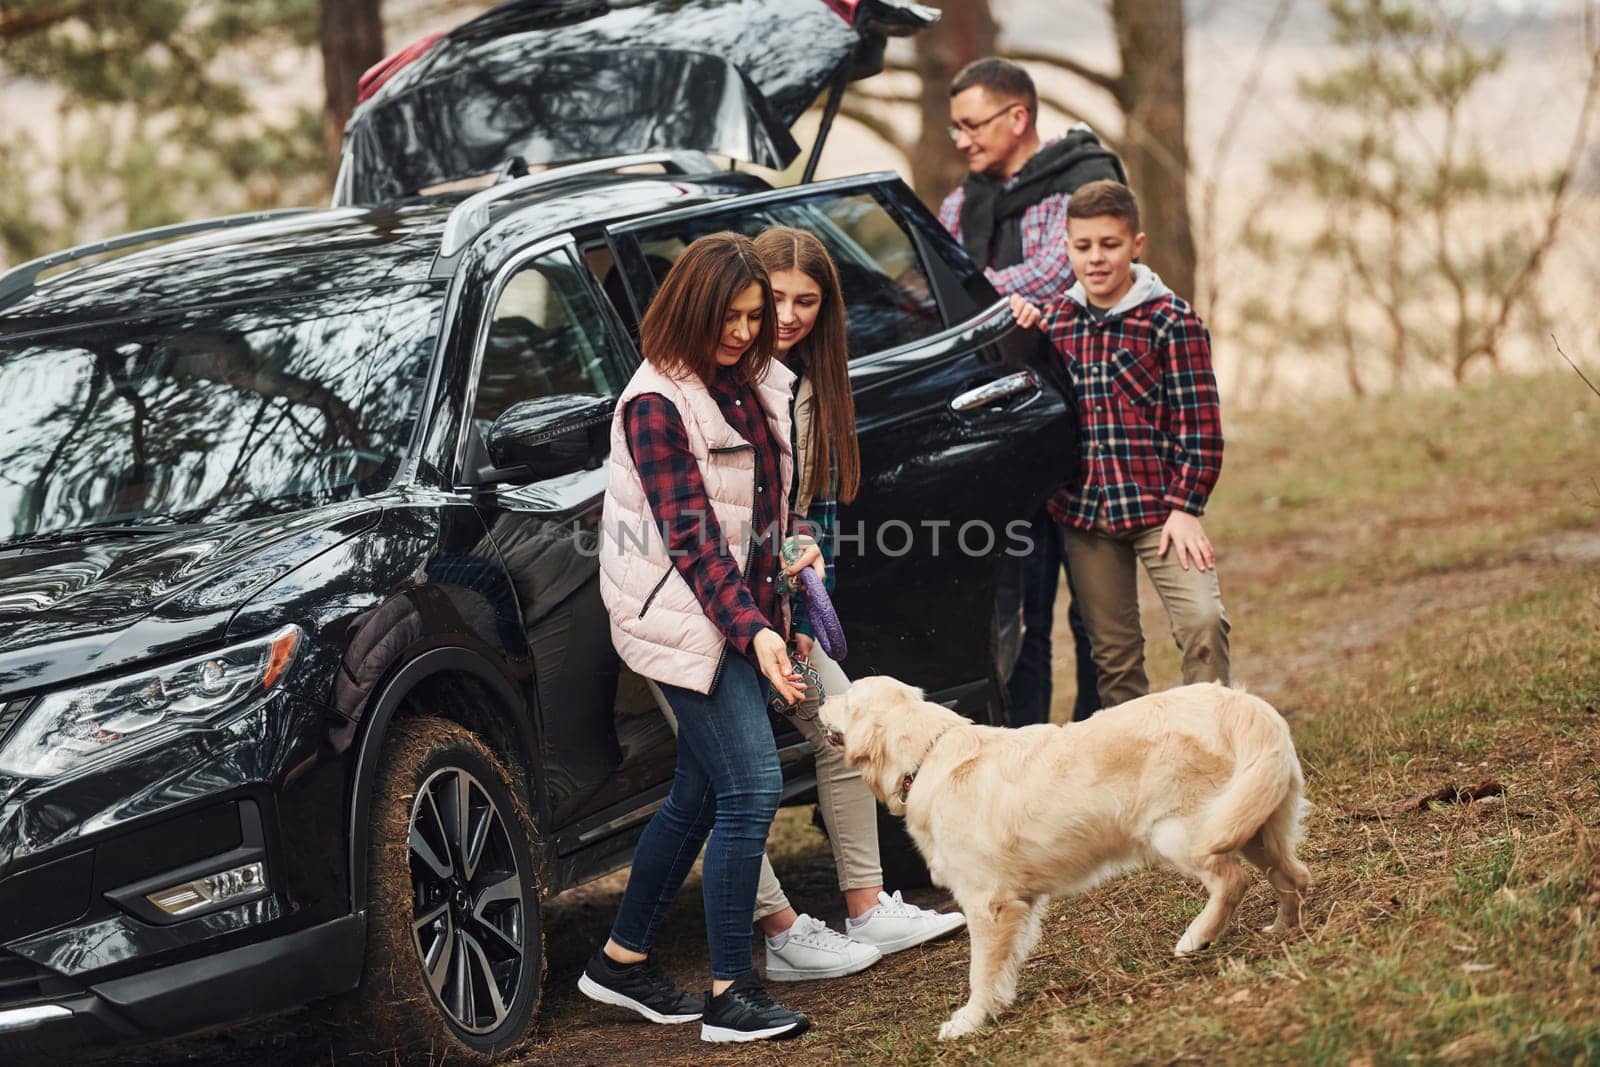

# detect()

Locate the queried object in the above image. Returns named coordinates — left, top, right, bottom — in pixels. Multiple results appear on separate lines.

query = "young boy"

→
left=1017, top=179, right=1229, bottom=707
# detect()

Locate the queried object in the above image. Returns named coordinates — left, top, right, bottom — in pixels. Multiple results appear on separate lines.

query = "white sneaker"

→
left=846, top=890, right=967, bottom=955
left=764, top=913, right=882, bottom=982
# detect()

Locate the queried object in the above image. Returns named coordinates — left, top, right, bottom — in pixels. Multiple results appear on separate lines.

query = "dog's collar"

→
left=899, top=725, right=956, bottom=805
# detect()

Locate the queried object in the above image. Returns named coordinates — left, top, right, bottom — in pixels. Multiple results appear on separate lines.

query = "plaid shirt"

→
left=1042, top=285, right=1224, bottom=533
left=624, top=373, right=786, bottom=656
left=937, top=141, right=1074, bottom=302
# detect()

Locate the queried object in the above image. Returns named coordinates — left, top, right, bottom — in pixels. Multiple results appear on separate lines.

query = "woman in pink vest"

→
left=579, top=233, right=813, bottom=1043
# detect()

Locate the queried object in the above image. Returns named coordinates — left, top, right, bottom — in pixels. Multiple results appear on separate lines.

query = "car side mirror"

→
left=472, top=394, right=614, bottom=487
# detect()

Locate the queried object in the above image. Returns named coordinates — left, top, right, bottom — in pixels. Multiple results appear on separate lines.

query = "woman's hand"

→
left=1158, top=510, right=1216, bottom=572
left=753, top=627, right=806, bottom=705
left=1009, top=293, right=1044, bottom=330
left=783, top=542, right=825, bottom=582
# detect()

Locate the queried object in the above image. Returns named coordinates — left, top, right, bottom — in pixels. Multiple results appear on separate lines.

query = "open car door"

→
left=600, top=175, right=1079, bottom=718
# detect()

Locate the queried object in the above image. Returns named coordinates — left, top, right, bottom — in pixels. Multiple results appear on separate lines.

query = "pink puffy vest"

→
left=598, top=359, right=796, bottom=693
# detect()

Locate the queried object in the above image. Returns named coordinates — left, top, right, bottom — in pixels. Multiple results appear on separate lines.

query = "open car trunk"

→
left=335, top=0, right=937, bottom=205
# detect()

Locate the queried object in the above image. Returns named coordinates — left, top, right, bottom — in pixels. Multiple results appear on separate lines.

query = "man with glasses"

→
left=939, top=57, right=1124, bottom=302
left=937, top=57, right=1124, bottom=727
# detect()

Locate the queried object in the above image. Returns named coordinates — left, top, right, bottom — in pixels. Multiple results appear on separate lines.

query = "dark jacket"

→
left=958, top=126, right=1125, bottom=270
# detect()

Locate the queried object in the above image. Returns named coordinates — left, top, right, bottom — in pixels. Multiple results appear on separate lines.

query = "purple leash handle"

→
left=798, top=566, right=847, bottom=661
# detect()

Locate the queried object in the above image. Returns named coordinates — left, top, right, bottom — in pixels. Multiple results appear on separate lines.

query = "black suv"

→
left=0, top=0, right=1075, bottom=1059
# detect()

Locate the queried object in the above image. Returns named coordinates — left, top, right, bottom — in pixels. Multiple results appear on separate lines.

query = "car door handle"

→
left=950, top=370, right=1040, bottom=413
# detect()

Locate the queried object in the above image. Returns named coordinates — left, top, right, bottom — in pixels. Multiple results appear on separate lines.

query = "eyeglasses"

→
left=947, top=103, right=1020, bottom=142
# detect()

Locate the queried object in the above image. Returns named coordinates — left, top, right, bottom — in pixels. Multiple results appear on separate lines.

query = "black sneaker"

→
left=699, top=970, right=811, bottom=1043
left=577, top=950, right=702, bottom=1024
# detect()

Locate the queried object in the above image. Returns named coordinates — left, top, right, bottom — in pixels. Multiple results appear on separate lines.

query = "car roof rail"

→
left=436, top=151, right=715, bottom=261
left=0, top=208, right=318, bottom=311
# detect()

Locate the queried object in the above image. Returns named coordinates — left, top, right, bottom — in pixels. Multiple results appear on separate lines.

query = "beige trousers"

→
left=650, top=645, right=883, bottom=924
left=1060, top=515, right=1231, bottom=709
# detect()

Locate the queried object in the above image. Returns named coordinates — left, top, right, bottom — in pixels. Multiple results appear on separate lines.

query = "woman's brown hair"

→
left=639, top=231, right=776, bottom=386
left=752, top=226, right=861, bottom=504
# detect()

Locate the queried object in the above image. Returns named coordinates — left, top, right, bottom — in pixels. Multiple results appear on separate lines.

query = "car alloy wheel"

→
left=338, top=717, right=542, bottom=1062
left=408, top=765, right=527, bottom=1034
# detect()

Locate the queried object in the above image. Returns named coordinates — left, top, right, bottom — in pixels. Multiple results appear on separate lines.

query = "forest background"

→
left=3, top=0, right=1598, bottom=406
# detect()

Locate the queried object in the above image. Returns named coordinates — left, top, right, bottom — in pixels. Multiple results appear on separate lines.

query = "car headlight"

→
left=0, top=625, right=301, bottom=780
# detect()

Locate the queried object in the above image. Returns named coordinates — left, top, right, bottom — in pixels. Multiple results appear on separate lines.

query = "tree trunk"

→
left=320, top=0, right=385, bottom=182
left=1111, top=0, right=1196, bottom=302
left=909, top=1, right=999, bottom=207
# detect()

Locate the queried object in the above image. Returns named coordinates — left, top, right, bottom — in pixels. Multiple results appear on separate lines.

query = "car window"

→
left=474, top=249, right=624, bottom=429
left=628, top=191, right=944, bottom=359
left=0, top=285, right=442, bottom=540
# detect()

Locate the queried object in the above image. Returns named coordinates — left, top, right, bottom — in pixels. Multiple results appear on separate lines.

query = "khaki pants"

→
left=650, top=644, right=883, bottom=924
left=1060, top=516, right=1231, bottom=708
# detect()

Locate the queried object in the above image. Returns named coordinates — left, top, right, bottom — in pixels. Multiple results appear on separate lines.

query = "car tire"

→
left=343, top=717, right=543, bottom=1062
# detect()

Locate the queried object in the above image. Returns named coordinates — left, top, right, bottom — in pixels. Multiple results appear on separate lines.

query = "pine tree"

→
left=0, top=0, right=326, bottom=264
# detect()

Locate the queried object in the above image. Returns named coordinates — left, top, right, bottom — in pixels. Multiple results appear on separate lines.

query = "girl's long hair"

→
left=639, top=231, right=775, bottom=386
left=752, top=226, right=861, bottom=504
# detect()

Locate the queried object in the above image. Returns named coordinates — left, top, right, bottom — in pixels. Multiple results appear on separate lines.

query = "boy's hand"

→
left=793, top=632, right=814, bottom=660
left=1158, top=510, right=1215, bottom=572
left=1008, top=294, right=1044, bottom=330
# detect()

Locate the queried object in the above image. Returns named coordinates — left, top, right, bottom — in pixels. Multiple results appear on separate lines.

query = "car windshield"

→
left=0, top=284, right=443, bottom=542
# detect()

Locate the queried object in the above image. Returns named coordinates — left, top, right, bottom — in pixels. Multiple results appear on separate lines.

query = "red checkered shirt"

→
left=1042, top=285, right=1224, bottom=533
left=623, top=371, right=787, bottom=656
left=938, top=142, right=1074, bottom=302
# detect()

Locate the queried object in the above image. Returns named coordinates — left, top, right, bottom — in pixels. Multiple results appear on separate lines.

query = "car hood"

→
left=0, top=502, right=380, bottom=696
left=337, top=0, right=937, bottom=204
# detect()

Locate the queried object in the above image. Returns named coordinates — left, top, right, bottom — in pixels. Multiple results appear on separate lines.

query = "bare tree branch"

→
left=883, top=45, right=1111, bottom=89
left=872, top=57, right=1118, bottom=155
left=1001, top=47, right=1122, bottom=98
left=1470, top=38, right=1600, bottom=367
left=1197, top=0, right=1294, bottom=314
left=850, top=89, right=922, bottom=108
left=1552, top=336, right=1600, bottom=400
left=1036, top=90, right=1090, bottom=128
left=837, top=101, right=911, bottom=155
left=0, top=4, right=78, bottom=42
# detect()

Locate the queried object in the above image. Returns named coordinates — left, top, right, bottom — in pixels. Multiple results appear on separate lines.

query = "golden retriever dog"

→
left=819, top=677, right=1310, bottom=1040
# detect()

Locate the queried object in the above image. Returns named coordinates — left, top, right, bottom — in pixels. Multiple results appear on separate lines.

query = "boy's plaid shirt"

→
left=1042, top=292, right=1224, bottom=533
left=623, top=377, right=786, bottom=656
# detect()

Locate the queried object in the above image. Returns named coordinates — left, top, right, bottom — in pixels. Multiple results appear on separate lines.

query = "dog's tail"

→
left=1198, top=689, right=1303, bottom=857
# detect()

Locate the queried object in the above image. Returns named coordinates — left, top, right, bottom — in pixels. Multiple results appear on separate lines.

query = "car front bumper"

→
left=0, top=690, right=362, bottom=1056
left=0, top=912, right=363, bottom=1056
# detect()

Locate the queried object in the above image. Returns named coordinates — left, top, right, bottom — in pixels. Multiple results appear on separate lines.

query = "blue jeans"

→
left=609, top=651, right=781, bottom=980
left=1007, top=509, right=1101, bottom=725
